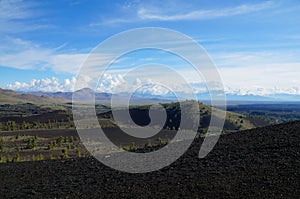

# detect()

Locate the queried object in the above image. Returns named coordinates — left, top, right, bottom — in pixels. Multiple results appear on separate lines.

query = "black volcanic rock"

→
left=0, top=121, right=299, bottom=198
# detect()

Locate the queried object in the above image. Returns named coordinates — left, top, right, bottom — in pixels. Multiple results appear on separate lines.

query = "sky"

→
left=1, top=0, right=300, bottom=97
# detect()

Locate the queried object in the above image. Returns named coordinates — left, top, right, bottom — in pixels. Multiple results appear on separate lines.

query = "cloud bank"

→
left=6, top=77, right=76, bottom=92
left=6, top=74, right=300, bottom=97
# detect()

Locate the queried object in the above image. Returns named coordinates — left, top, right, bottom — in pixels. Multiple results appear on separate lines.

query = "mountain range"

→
left=1, top=87, right=299, bottom=104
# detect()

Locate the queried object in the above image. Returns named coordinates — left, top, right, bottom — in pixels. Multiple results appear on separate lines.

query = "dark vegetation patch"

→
left=227, top=103, right=300, bottom=126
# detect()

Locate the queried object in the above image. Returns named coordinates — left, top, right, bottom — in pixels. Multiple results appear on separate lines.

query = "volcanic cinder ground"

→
left=0, top=121, right=299, bottom=198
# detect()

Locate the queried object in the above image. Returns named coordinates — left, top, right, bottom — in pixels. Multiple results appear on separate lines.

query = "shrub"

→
left=48, top=120, right=53, bottom=129
left=70, top=136, right=74, bottom=143
left=38, top=154, right=44, bottom=160
left=64, top=136, right=69, bottom=143
left=129, top=142, right=137, bottom=151
left=76, top=149, right=81, bottom=158
left=121, top=142, right=137, bottom=151
left=26, top=137, right=37, bottom=149
left=0, top=139, right=5, bottom=152
left=50, top=155, right=55, bottom=160
left=158, top=137, right=164, bottom=145
left=17, top=146, right=21, bottom=152
left=12, top=153, right=21, bottom=162
left=144, top=140, right=152, bottom=148
left=52, top=140, right=57, bottom=147
left=166, top=138, right=171, bottom=144
left=0, top=156, right=5, bottom=162
left=121, top=145, right=128, bottom=151
left=21, top=121, right=30, bottom=130
left=158, top=137, right=169, bottom=145
left=6, top=155, right=11, bottom=163
left=5, top=121, right=17, bottom=131
left=48, top=142, right=54, bottom=150
left=57, top=136, right=64, bottom=147
left=60, top=148, right=69, bottom=159
left=32, top=154, right=44, bottom=161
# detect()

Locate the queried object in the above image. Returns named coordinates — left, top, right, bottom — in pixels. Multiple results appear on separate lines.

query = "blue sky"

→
left=1, top=0, right=300, bottom=96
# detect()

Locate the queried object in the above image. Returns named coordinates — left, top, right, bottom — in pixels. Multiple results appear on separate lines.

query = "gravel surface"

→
left=0, top=121, right=299, bottom=198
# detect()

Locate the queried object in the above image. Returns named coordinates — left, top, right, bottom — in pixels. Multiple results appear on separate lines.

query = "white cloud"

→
left=225, top=85, right=300, bottom=96
left=6, top=74, right=126, bottom=93
left=0, top=0, right=31, bottom=20
left=4, top=74, right=194, bottom=95
left=95, top=1, right=274, bottom=25
left=0, top=37, right=120, bottom=75
left=210, top=50, right=300, bottom=91
left=5, top=72, right=300, bottom=97
left=0, top=0, right=47, bottom=33
left=0, top=37, right=108, bottom=75
left=6, top=77, right=76, bottom=92
left=137, top=2, right=273, bottom=21
left=212, top=51, right=300, bottom=68
left=0, top=46, right=87, bottom=73
left=96, top=73, right=127, bottom=93
left=132, top=78, right=170, bottom=96
left=2, top=37, right=300, bottom=96
left=51, top=53, right=88, bottom=74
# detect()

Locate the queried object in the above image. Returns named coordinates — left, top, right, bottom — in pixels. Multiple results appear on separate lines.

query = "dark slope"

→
left=0, top=121, right=299, bottom=198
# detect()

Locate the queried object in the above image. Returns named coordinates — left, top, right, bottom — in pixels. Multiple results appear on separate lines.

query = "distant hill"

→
left=5, top=87, right=300, bottom=104
left=29, top=88, right=171, bottom=104
left=29, top=88, right=96, bottom=102
left=97, top=101, right=255, bottom=132
left=0, top=88, right=68, bottom=104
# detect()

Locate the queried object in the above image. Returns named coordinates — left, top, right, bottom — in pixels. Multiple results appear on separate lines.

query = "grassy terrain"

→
left=0, top=88, right=68, bottom=104
left=0, top=94, right=25, bottom=104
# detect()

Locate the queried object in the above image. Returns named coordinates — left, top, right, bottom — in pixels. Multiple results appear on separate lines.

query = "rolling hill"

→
left=0, top=88, right=68, bottom=104
left=0, top=88, right=257, bottom=131
left=96, top=101, right=255, bottom=132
